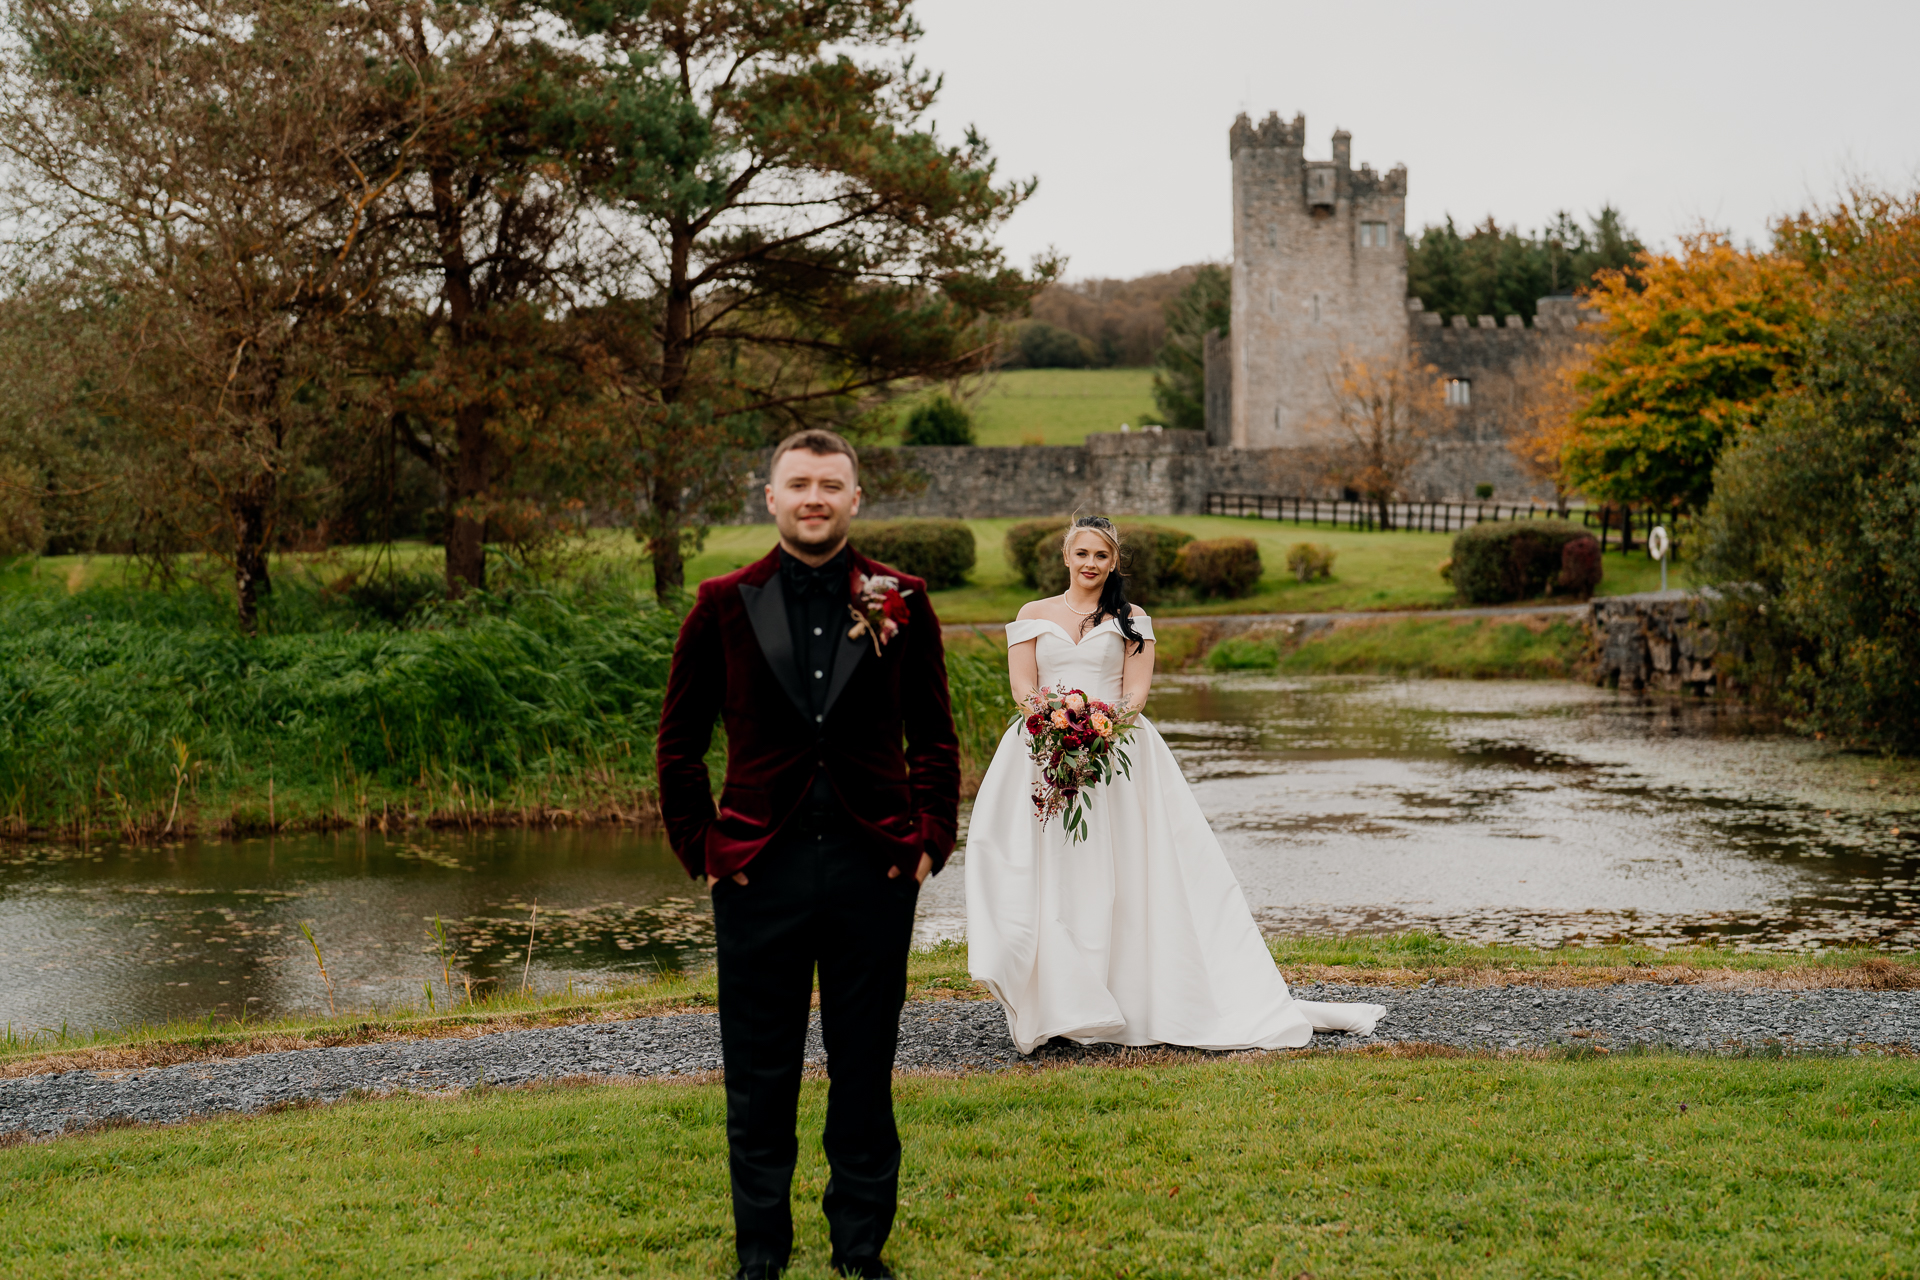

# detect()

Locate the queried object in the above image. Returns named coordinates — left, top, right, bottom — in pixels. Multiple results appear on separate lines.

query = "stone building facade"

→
left=1213, top=111, right=1597, bottom=502
left=1228, top=113, right=1408, bottom=449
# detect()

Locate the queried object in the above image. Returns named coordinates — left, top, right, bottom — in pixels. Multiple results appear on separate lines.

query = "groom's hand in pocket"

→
left=887, top=852, right=934, bottom=885
left=707, top=872, right=748, bottom=887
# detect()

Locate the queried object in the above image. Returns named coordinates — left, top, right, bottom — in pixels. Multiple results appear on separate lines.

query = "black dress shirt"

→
left=778, top=546, right=850, bottom=822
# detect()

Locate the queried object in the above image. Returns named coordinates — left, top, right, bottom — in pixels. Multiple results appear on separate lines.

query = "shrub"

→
left=1557, top=535, right=1603, bottom=598
left=1113, top=523, right=1195, bottom=604
left=1177, top=537, right=1263, bottom=599
left=1003, top=520, right=1069, bottom=588
left=1474, top=483, right=1495, bottom=500
left=1448, top=519, right=1596, bottom=604
left=1204, top=635, right=1281, bottom=670
left=1285, top=543, right=1336, bottom=582
left=900, top=394, right=975, bottom=446
left=0, top=462, right=46, bottom=558
left=1007, top=520, right=1193, bottom=605
left=850, top=519, right=976, bottom=589
left=1009, top=321, right=1091, bottom=369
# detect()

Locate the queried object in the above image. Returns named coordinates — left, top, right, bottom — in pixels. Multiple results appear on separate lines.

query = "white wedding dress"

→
left=966, top=615, right=1386, bottom=1054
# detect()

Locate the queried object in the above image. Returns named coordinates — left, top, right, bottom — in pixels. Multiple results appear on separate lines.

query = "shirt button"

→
left=813, top=669, right=824, bottom=679
left=813, top=627, right=823, bottom=636
left=814, top=714, right=824, bottom=723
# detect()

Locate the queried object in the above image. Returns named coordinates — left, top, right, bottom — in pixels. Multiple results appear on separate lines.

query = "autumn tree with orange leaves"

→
left=1318, top=352, right=1446, bottom=528
left=1564, top=233, right=1814, bottom=512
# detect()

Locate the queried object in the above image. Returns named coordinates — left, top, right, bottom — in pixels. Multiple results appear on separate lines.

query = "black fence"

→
left=1205, top=492, right=1691, bottom=554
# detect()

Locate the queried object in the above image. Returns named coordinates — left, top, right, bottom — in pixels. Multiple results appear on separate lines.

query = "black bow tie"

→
left=782, top=552, right=847, bottom=599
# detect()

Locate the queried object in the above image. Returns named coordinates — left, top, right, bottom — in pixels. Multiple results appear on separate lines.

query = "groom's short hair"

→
left=770, top=429, right=859, bottom=482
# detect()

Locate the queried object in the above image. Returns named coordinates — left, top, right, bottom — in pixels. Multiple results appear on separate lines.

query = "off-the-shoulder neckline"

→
left=1006, top=616, right=1148, bottom=648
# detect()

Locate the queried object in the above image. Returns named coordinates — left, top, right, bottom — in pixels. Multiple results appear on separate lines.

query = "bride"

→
left=966, top=516, right=1386, bottom=1054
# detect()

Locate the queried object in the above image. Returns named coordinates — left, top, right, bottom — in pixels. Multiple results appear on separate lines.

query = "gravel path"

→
left=5, top=983, right=1916, bottom=1139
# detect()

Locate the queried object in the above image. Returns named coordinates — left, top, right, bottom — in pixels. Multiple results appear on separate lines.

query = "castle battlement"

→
left=1406, top=296, right=1598, bottom=335
left=1229, top=111, right=1307, bottom=154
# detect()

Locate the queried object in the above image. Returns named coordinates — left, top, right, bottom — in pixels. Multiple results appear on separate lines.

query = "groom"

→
left=656, top=429, right=960, bottom=1280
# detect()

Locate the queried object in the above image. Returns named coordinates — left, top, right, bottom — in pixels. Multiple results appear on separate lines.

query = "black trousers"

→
left=711, top=827, right=919, bottom=1272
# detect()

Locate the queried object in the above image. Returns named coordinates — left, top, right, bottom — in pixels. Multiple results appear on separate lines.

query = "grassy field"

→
left=6, top=1048, right=1919, bottom=1277
left=965, top=367, right=1158, bottom=445
left=1205, top=617, right=1591, bottom=680
left=883, top=368, right=1158, bottom=446
left=9, top=510, right=1676, bottom=628
left=677, top=517, right=1676, bottom=625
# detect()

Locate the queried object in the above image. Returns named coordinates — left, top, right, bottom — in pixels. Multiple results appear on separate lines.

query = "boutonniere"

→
left=847, top=571, right=912, bottom=654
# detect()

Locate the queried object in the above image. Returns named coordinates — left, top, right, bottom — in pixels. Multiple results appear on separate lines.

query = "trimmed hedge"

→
left=1178, top=538, right=1263, bottom=599
left=1003, top=520, right=1067, bottom=589
left=1449, top=520, right=1600, bottom=604
left=1558, top=536, right=1602, bottom=598
left=1005, top=519, right=1194, bottom=605
left=1284, top=542, right=1336, bottom=583
left=850, top=519, right=977, bottom=590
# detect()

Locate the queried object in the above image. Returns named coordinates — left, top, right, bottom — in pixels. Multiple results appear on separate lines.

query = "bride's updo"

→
left=1062, top=515, right=1147, bottom=654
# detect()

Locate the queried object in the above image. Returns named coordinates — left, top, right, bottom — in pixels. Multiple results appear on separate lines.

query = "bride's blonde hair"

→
left=1059, top=513, right=1121, bottom=560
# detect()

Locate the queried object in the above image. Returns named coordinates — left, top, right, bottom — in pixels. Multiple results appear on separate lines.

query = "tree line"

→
left=0, top=0, right=1052, bottom=627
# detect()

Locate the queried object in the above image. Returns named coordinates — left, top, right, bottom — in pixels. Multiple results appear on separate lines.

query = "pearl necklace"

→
left=1061, top=593, right=1101, bottom=616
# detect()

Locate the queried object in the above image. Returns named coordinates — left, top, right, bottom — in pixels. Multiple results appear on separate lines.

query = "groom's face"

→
left=766, top=448, right=861, bottom=558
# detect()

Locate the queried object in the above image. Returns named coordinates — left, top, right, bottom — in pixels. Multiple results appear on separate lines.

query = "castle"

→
left=742, top=112, right=1594, bottom=526
left=1209, top=111, right=1590, bottom=499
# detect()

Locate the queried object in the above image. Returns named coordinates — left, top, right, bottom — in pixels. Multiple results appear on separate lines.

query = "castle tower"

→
left=1229, top=113, right=1409, bottom=448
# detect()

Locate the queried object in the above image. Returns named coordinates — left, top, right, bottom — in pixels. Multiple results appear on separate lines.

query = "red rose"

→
left=1026, top=713, right=1044, bottom=735
left=881, top=590, right=911, bottom=624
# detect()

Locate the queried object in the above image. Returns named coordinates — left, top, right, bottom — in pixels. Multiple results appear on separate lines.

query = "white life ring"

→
left=1648, top=525, right=1671, bottom=561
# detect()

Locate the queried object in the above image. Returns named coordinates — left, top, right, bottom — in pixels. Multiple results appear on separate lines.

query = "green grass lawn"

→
left=6, top=501, right=1675, bottom=630
left=1204, top=617, right=1591, bottom=680
left=881, top=368, right=1158, bottom=446
left=6, top=1051, right=1918, bottom=1278
left=963, top=367, right=1158, bottom=446
left=680, top=518, right=1676, bottom=625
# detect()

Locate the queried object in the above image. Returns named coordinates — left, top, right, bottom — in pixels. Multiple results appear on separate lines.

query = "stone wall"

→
left=1587, top=591, right=1727, bottom=694
left=735, top=427, right=1561, bottom=522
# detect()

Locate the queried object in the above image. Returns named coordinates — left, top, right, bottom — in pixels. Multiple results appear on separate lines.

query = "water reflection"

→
left=0, top=828, right=702, bottom=1035
left=1148, top=677, right=1918, bottom=952
left=6, top=677, right=1919, bottom=1034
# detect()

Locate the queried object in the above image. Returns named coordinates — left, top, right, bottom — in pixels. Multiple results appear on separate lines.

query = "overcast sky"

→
left=911, top=0, right=1920, bottom=281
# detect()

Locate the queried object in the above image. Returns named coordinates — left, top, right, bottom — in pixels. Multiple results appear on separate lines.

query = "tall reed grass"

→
left=0, top=576, right=1017, bottom=836
left=944, top=641, right=1016, bottom=790
left=0, top=579, right=680, bottom=836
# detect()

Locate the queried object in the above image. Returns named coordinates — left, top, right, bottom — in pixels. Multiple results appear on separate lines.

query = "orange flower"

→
left=1089, top=712, right=1112, bottom=737
left=1050, top=709, right=1071, bottom=729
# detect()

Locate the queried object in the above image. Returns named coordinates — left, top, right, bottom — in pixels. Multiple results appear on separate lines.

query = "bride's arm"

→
left=1007, top=637, right=1040, bottom=708
left=1120, top=635, right=1154, bottom=713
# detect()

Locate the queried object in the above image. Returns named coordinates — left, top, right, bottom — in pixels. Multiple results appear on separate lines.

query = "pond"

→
left=4, top=677, right=1916, bottom=1034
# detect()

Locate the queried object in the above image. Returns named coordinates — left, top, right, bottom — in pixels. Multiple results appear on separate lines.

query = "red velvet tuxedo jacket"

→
left=655, top=546, right=961, bottom=881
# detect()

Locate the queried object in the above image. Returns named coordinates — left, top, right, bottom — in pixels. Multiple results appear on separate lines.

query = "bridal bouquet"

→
left=1022, top=686, right=1135, bottom=842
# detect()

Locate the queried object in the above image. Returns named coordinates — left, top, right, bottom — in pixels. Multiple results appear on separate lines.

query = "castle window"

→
left=1360, top=221, right=1389, bottom=247
left=1445, top=378, right=1472, bottom=407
